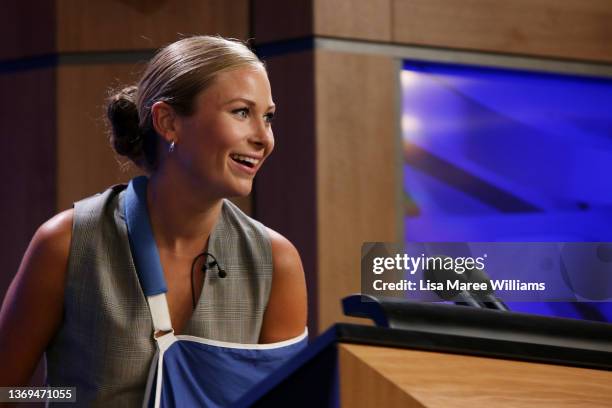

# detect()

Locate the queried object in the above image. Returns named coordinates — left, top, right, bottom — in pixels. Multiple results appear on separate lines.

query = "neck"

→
left=146, top=170, right=222, bottom=256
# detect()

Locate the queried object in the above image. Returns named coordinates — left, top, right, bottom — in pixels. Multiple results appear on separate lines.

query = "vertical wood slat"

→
left=0, top=0, right=55, bottom=60
left=56, top=63, right=144, bottom=211
left=252, top=0, right=314, bottom=44
left=255, top=51, right=319, bottom=332
left=316, top=51, right=400, bottom=331
left=0, top=68, right=56, bottom=299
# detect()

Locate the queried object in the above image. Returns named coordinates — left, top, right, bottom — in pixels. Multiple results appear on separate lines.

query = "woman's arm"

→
left=0, top=210, right=72, bottom=386
left=258, top=228, right=308, bottom=343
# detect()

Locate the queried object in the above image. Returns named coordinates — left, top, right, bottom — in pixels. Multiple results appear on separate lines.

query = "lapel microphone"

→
left=200, top=252, right=227, bottom=278
left=191, top=251, right=227, bottom=309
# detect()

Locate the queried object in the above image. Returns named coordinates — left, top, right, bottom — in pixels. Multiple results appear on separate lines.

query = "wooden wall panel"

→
left=253, top=0, right=313, bottom=44
left=314, top=0, right=392, bottom=42
left=56, top=63, right=144, bottom=210
left=0, top=68, right=56, bottom=300
left=253, top=0, right=392, bottom=44
left=316, top=51, right=400, bottom=331
left=57, top=0, right=250, bottom=52
left=393, top=0, right=612, bottom=63
left=255, top=51, right=319, bottom=332
left=0, top=1, right=55, bottom=60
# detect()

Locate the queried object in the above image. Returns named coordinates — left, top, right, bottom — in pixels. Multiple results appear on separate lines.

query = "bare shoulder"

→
left=36, top=209, right=74, bottom=249
left=15, top=208, right=73, bottom=285
left=266, top=227, right=302, bottom=270
left=258, top=227, right=307, bottom=343
left=0, top=209, right=73, bottom=386
left=23, top=209, right=74, bottom=273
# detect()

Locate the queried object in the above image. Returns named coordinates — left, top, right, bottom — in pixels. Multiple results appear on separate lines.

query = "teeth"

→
left=231, top=154, right=260, bottom=165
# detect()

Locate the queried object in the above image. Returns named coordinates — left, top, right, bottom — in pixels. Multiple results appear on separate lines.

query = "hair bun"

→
left=107, top=85, right=144, bottom=162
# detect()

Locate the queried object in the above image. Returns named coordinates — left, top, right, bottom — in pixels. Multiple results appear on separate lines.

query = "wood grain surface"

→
left=0, top=1, right=55, bottom=60
left=57, top=0, right=249, bottom=52
left=339, top=343, right=612, bottom=407
left=314, top=0, right=392, bottom=42
left=56, top=63, right=143, bottom=210
left=393, top=0, right=612, bottom=63
left=316, top=50, right=401, bottom=332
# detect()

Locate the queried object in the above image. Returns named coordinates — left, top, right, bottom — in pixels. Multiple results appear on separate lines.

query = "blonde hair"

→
left=107, top=36, right=264, bottom=172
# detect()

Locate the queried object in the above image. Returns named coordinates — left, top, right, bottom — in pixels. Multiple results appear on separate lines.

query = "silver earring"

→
left=169, top=141, right=175, bottom=153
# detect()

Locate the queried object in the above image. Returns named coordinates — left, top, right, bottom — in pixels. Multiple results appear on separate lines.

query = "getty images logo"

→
left=372, top=253, right=487, bottom=275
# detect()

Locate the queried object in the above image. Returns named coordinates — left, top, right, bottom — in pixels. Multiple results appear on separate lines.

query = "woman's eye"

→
left=232, top=108, right=249, bottom=118
left=264, top=112, right=275, bottom=124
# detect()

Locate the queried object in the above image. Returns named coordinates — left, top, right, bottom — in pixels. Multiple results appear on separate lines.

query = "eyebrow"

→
left=224, top=97, right=275, bottom=110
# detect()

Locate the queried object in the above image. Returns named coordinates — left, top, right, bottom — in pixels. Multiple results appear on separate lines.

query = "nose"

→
left=250, top=118, right=274, bottom=151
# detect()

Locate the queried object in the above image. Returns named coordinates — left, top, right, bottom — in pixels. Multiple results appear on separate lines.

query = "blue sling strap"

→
left=123, top=176, right=308, bottom=408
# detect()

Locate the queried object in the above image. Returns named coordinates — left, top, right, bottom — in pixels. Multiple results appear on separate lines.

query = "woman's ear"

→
left=151, top=101, right=180, bottom=144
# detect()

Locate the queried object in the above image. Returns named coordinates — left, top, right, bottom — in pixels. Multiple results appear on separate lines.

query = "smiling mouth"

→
left=230, top=154, right=260, bottom=169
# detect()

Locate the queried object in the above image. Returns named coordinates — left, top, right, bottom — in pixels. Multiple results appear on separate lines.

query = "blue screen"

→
left=401, top=60, right=612, bottom=321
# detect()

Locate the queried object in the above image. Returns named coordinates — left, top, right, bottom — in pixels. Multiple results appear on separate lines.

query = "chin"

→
left=226, top=182, right=253, bottom=198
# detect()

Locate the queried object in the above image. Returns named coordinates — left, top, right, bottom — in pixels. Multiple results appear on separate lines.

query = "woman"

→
left=0, top=36, right=307, bottom=405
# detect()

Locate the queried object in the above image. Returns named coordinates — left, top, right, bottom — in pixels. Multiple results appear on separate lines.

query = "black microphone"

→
left=463, top=267, right=509, bottom=311
left=190, top=251, right=227, bottom=309
left=424, top=255, right=508, bottom=310
left=197, top=252, right=226, bottom=279
left=423, top=257, right=486, bottom=308
left=201, top=260, right=216, bottom=273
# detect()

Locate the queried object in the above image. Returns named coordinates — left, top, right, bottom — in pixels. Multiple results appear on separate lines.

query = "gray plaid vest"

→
left=45, top=184, right=272, bottom=406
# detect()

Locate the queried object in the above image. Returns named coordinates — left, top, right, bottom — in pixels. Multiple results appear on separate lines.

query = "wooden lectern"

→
left=234, top=299, right=612, bottom=408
